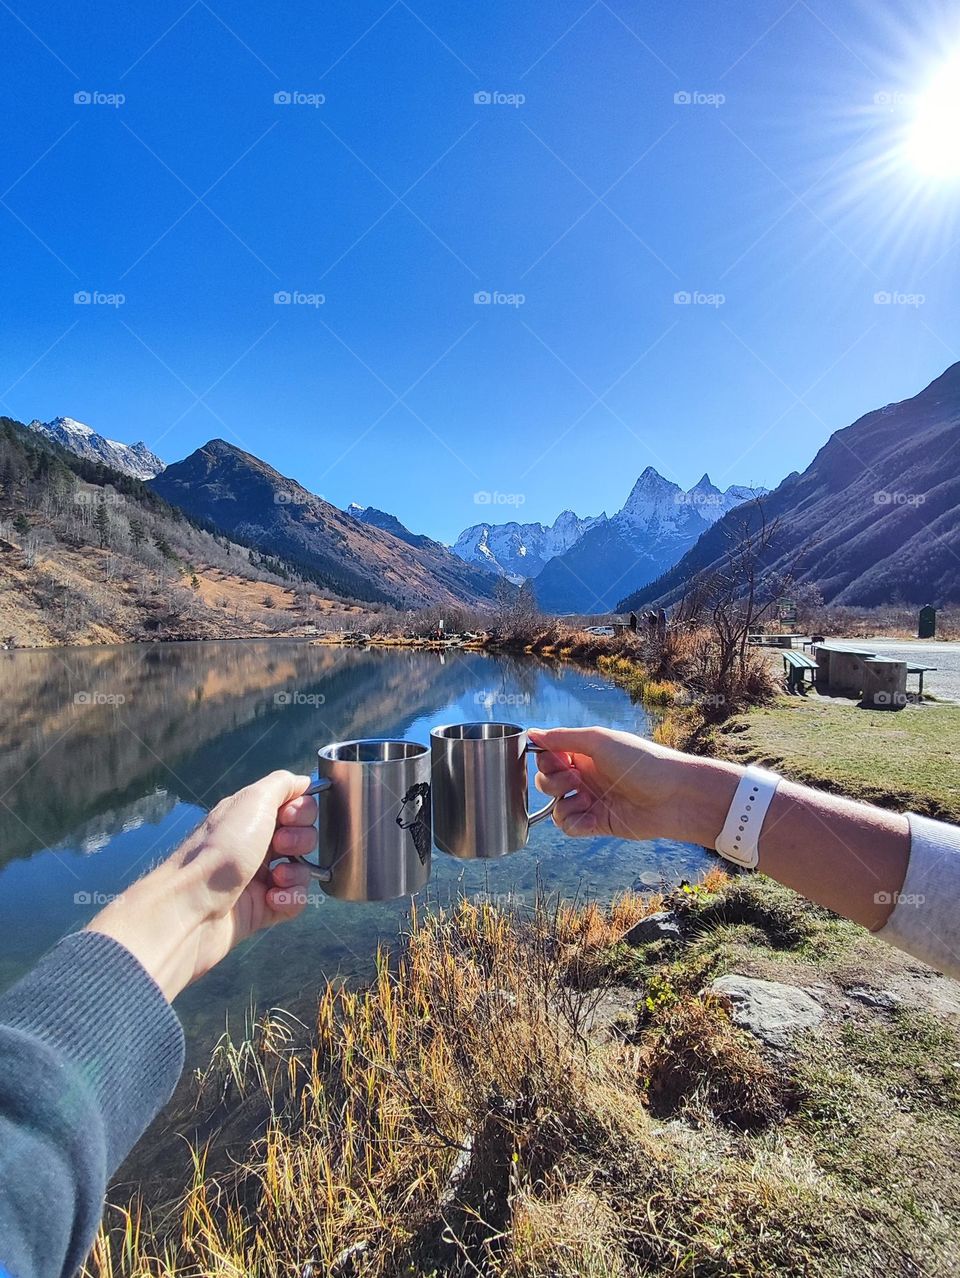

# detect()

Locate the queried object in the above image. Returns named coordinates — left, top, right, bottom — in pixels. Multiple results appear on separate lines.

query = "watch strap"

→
left=715, top=765, right=781, bottom=868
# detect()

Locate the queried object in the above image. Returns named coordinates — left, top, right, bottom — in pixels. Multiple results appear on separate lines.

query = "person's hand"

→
left=529, top=726, right=742, bottom=845
left=87, top=771, right=319, bottom=1001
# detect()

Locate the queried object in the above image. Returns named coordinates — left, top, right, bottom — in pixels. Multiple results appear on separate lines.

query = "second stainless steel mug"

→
left=298, top=739, right=432, bottom=901
left=430, top=721, right=557, bottom=859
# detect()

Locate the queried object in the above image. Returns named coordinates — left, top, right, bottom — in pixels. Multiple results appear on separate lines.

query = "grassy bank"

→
left=87, top=874, right=960, bottom=1277
left=711, top=696, right=960, bottom=822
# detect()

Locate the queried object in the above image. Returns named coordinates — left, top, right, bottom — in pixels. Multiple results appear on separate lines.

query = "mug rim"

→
left=431, top=721, right=525, bottom=742
left=319, top=738, right=430, bottom=764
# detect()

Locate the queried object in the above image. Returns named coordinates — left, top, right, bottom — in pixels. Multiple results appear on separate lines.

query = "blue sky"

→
left=3, top=0, right=960, bottom=542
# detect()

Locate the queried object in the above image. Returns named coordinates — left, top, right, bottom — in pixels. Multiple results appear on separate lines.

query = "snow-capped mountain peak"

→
left=452, top=509, right=605, bottom=579
left=52, top=416, right=96, bottom=438
left=27, top=417, right=165, bottom=481
left=618, top=467, right=683, bottom=524
left=533, top=468, right=770, bottom=612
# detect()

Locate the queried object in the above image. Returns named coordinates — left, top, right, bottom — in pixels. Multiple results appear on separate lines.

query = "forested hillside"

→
left=0, top=418, right=367, bottom=646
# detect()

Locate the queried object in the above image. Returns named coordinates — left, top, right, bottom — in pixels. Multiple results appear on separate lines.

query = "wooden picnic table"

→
left=906, top=664, right=937, bottom=697
left=749, top=633, right=806, bottom=649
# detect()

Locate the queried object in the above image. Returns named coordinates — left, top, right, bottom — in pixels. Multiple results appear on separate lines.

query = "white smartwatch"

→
left=714, top=765, right=781, bottom=869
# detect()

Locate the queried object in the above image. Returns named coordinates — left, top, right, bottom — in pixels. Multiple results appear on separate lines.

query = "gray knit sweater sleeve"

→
left=0, top=930, right=185, bottom=1278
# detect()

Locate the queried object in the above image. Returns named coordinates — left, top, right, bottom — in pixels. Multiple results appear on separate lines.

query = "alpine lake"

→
left=0, top=640, right=711, bottom=1066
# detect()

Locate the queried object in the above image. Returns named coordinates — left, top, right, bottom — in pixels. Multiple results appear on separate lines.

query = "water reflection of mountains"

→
left=0, top=642, right=542, bottom=867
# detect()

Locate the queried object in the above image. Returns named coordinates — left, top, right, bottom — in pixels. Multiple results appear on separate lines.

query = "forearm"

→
left=86, top=856, right=209, bottom=1003
left=667, top=754, right=910, bottom=930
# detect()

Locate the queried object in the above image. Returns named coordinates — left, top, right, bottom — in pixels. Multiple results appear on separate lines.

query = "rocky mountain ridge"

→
left=621, top=361, right=960, bottom=609
left=27, top=417, right=165, bottom=481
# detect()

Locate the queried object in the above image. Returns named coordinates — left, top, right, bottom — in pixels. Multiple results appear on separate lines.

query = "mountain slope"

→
left=28, top=417, right=165, bottom=480
left=346, top=503, right=435, bottom=550
left=150, top=441, right=499, bottom=609
left=534, top=469, right=767, bottom=613
left=452, top=510, right=606, bottom=579
left=0, top=416, right=364, bottom=646
left=620, top=362, right=960, bottom=610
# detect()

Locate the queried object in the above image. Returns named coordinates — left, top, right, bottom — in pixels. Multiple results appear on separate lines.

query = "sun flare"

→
left=904, top=53, right=960, bottom=178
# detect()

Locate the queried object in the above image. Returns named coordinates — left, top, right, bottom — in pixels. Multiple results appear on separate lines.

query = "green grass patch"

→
left=712, top=695, right=960, bottom=820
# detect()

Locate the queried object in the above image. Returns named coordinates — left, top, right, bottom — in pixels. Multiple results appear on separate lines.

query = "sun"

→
left=904, top=53, right=960, bottom=179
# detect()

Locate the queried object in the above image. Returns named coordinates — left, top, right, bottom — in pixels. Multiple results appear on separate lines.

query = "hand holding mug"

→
left=529, top=726, right=712, bottom=844
left=86, top=772, right=319, bottom=1002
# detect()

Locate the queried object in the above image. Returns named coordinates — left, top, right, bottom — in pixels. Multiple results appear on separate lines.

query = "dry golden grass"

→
left=640, top=992, right=790, bottom=1130
left=85, top=871, right=960, bottom=1278
left=88, top=895, right=659, bottom=1277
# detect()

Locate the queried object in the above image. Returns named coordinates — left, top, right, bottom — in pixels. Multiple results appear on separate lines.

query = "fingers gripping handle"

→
left=291, top=777, right=333, bottom=882
left=525, top=743, right=558, bottom=827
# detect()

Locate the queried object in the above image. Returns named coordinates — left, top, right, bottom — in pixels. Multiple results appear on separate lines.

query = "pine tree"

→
left=93, top=499, right=110, bottom=549
left=190, top=573, right=200, bottom=591
left=129, top=517, right=146, bottom=551
left=13, top=512, right=29, bottom=537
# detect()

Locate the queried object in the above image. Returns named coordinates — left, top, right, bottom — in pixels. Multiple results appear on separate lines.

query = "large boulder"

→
left=709, top=974, right=825, bottom=1047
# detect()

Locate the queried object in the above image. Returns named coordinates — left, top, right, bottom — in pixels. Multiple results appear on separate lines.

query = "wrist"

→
left=659, top=753, right=745, bottom=848
left=86, top=858, right=209, bottom=1002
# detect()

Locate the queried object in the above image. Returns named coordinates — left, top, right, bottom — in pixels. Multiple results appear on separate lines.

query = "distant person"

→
left=3, top=738, right=960, bottom=1276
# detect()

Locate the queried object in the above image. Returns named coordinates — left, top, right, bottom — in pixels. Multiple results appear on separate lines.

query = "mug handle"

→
left=525, top=744, right=558, bottom=827
left=288, top=777, right=333, bottom=882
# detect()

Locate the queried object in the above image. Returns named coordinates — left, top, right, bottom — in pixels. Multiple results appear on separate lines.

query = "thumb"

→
left=528, top=726, right=602, bottom=755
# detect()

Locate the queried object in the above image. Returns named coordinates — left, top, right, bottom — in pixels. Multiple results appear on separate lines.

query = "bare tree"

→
left=675, top=500, right=798, bottom=708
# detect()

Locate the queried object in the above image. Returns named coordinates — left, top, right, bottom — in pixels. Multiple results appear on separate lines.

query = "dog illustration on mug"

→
left=396, top=782, right=431, bottom=864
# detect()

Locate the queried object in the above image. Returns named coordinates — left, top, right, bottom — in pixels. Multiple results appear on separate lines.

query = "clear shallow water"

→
left=0, top=640, right=709, bottom=1061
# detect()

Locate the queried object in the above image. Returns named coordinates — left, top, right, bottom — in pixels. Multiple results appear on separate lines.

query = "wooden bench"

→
left=783, top=650, right=818, bottom=693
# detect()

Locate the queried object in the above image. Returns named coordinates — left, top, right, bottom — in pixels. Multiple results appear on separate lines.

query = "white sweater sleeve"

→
left=873, top=812, right=960, bottom=977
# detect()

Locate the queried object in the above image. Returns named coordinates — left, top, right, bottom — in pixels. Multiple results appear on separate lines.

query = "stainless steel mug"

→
left=297, top=739, right=432, bottom=901
left=430, top=722, right=557, bottom=860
